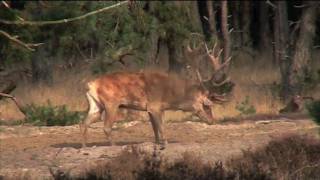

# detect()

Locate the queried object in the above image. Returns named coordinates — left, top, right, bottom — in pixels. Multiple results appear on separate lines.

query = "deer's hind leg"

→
left=102, top=103, right=120, bottom=146
left=147, top=104, right=167, bottom=150
left=80, top=92, right=103, bottom=148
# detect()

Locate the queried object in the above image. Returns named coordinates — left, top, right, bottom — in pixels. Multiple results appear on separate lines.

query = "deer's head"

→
left=183, top=41, right=234, bottom=124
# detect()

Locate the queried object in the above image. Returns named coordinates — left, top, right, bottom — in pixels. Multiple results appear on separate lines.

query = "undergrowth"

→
left=23, top=100, right=83, bottom=126
left=51, top=135, right=320, bottom=180
left=307, top=100, right=320, bottom=125
left=235, top=96, right=256, bottom=116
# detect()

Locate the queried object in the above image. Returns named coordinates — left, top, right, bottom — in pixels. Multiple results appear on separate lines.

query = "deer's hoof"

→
left=159, top=144, right=166, bottom=150
left=159, top=140, right=167, bottom=150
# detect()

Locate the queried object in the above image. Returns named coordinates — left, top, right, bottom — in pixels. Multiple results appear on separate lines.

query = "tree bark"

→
left=273, top=4, right=280, bottom=65
left=0, top=81, right=16, bottom=101
left=275, top=1, right=292, bottom=101
left=167, top=38, right=183, bottom=73
left=241, top=1, right=252, bottom=47
left=259, top=1, right=271, bottom=52
left=291, top=1, right=318, bottom=93
left=221, top=1, right=231, bottom=63
left=197, top=1, right=211, bottom=41
left=231, top=1, right=241, bottom=49
left=144, top=1, right=159, bottom=67
left=207, top=0, right=217, bottom=41
left=31, top=43, right=53, bottom=85
left=188, top=1, right=202, bottom=33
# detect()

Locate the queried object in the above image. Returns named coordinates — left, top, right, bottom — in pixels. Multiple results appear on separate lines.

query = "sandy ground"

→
left=0, top=118, right=319, bottom=179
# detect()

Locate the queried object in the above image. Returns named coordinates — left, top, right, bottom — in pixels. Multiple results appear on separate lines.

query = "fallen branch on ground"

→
left=0, top=92, right=26, bottom=116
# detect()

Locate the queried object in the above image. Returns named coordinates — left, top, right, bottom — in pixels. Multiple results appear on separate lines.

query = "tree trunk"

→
left=231, top=1, right=241, bottom=49
left=273, top=5, right=280, bottom=65
left=241, top=1, right=252, bottom=47
left=275, top=1, right=292, bottom=101
left=188, top=1, right=202, bottom=33
left=30, top=2, right=53, bottom=85
left=31, top=44, right=53, bottom=85
left=144, top=1, right=159, bottom=67
left=167, top=38, right=183, bottom=73
left=291, top=1, right=318, bottom=93
left=197, top=1, right=211, bottom=41
left=221, top=0, right=231, bottom=63
left=145, top=31, right=160, bottom=67
left=259, top=1, right=271, bottom=53
left=207, top=0, right=217, bottom=41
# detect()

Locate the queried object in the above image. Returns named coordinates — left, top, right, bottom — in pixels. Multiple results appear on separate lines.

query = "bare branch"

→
left=0, top=30, right=43, bottom=51
left=1, top=1, right=25, bottom=21
left=0, top=92, right=13, bottom=98
left=0, top=92, right=26, bottom=116
left=0, top=1, right=128, bottom=26
left=289, top=20, right=300, bottom=27
left=266, top=0, right=276, bottom=9
left=293, top=4, right=309, bottom=9
left=1, top=1, right=10, bottom=8
left=0, top=81, right=16, bottom=100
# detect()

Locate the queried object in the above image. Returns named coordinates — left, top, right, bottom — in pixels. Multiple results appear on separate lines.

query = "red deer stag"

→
left=80, top=42, right=233, bottom=149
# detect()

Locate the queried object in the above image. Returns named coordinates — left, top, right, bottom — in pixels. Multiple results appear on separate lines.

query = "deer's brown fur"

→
left=80, top=42, right=233, bottom=149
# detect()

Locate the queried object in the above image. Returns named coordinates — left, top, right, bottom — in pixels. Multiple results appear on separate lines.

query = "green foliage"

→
left=235, top=96, right=256, bottom=116
left=306, top=100, right=320, bottom=125
left=154, top=2, right=192, bottom=39
left=23, top=101, right=82, bottom=126
left=96, top=2, right=154, bottom=57
left=0, top=7, right=33, bottom=65
left=1, top=1, right=202, bottom=72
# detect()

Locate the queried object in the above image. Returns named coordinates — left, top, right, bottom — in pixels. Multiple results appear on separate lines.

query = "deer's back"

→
left=88, top=71, right=193, bottom=108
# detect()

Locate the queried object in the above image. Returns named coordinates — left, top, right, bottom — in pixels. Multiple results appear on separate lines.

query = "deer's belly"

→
left=119, top=100, right=147, bottom=111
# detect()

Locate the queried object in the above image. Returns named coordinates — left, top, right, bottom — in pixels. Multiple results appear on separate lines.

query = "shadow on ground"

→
left=51, top=140, right=179, bottom=149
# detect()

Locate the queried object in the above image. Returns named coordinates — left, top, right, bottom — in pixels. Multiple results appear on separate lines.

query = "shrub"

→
left=23, top=101, right=82, bottom=126
left=52, top=135, right=320, bottom=180
left=228, top=135, right=320, bottom=180
left=306, top=100, right=320, bottom=125
left=235, top=96, right=256, bottom=116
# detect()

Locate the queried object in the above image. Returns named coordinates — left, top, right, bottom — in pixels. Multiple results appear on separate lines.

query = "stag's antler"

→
left=183, top=40, right=233, bottom=102
left=206, top=42, right=231, bottom=73
left=183, top=41, right=204, bottom=67
left=183, top=41, right=207, bottom=84
left=203, top=42, right=234, bottom=103
left=205, top=42, right=232, bottom=87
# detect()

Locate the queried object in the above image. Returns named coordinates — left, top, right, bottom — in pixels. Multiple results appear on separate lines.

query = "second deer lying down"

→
left=80, top=43, right=234, bottom=149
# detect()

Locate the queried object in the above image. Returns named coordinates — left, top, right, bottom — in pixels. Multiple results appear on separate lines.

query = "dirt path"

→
left=0, top=119, right=319, bottom=179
